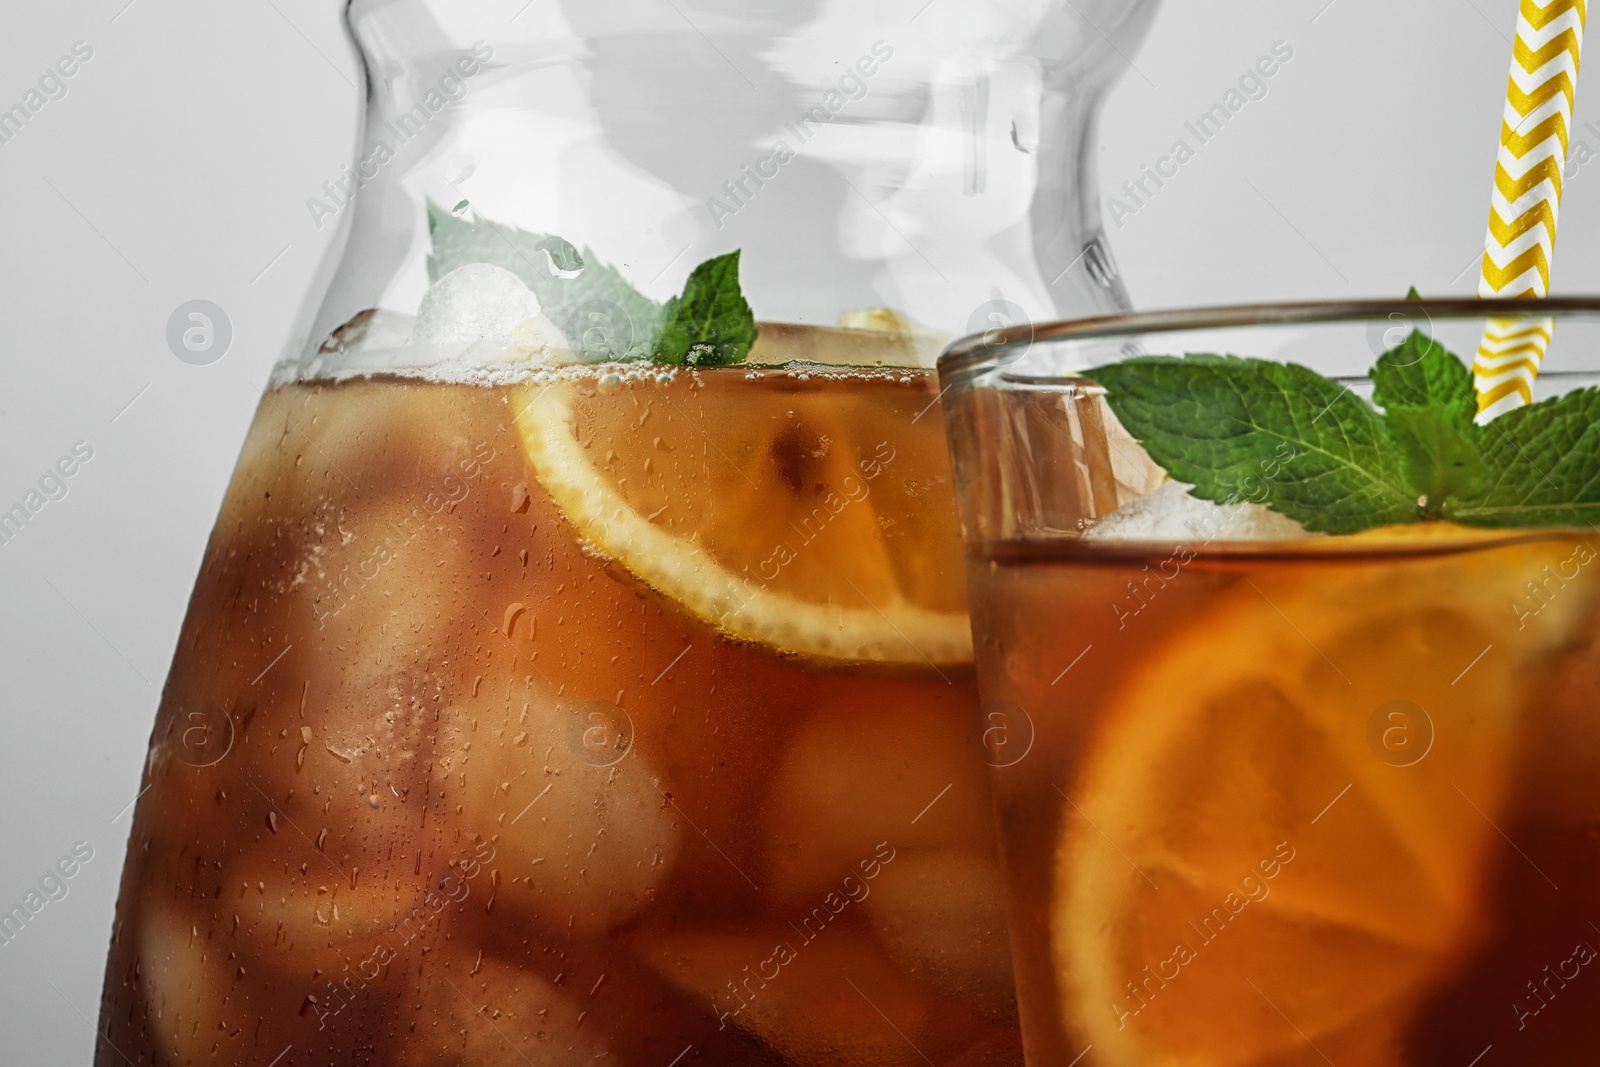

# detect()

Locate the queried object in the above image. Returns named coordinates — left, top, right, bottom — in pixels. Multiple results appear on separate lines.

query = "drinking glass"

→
left=95, top=2, right=1159, bottom=1064
left=940, top=298, right=1600, bottom=1065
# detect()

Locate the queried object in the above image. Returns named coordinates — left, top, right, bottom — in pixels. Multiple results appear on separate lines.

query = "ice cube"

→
left=138, top=907, right=225, bottom=1062
left=394, top=956, right=609, bottom=1066
left=764, top=694, right=995, bottom=910
left=456, top=690, right=680, bottom=937
left=413, top=263, right=545, bottom=349
left=863, top=848, right=1016, bottom=1021
left=277, top=266, right=576, bottom=387
left=139, top=903, right=310, bottom=1062
left=1084, top=480, right=1307, bottom=543
left=210, top=801, right=463, bottom=994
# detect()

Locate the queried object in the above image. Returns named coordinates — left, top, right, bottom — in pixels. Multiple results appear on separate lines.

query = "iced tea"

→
left=969, top=526, right=1600, bottom=1064
left=96, top=328, right=1020, bottom=1065
left=940, top=307, right=1600, bottom=1065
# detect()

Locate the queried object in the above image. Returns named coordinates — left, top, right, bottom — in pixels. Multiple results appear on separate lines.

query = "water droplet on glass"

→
left=530, top=236, right=586, bottom=281
left=542, top=248, right=583, bottom=280
left=451, top=199, right=472, bottom=217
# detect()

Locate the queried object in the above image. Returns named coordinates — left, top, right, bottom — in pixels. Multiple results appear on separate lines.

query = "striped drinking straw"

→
left=1474, top=0, right=1587, bottom=422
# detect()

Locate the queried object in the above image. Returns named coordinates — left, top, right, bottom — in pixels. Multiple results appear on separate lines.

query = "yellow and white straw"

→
left=1474, top=0, right=1587, bottom=421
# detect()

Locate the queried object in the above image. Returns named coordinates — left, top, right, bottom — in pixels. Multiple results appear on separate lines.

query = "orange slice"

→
left=512, top=362, right=971, bottom=665
left=1054, top=548, right=1547, bottom=1065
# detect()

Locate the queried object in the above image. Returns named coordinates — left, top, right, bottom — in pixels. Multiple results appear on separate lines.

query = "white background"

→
left=2, top=0, right=1596, bottom=1062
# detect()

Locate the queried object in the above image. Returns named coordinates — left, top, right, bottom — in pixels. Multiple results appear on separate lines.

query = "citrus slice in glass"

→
left=511, top=353, right=970, bottom=665
left=1053, top=542, right=1544, bottom=1064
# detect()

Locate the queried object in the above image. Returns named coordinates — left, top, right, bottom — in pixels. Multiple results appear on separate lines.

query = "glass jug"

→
left=96, top=3, right=1157, bottom=1065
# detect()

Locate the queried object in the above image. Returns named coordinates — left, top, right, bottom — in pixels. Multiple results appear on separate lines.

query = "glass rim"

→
left=937, top=295, right=1600, bottom=378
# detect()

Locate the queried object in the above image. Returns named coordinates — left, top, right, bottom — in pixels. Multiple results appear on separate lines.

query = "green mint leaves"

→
left=1452, top=390, right=1600, bottom=527
left=1084, top=330, right=1600, bottom=534
left=656, top=252, right=758, bottom=366
left=1368, top=330, right=1488, bottom=511
left=1083, top=355, right=1419, bottom=534
left=425, top=200, right=755, bottom=365
left=426, top=201, right=660, bottom=360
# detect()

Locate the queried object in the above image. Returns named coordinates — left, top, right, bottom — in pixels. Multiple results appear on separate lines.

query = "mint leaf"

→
left=655, top=251, right=758, bottom=366
left=427, top=200, right=584, bottom=290
left=425, top=202, right=759, bottom=365
left=1384, top=406, right=1488, bottom=515
left=1370, top=330, right=1475, bottom=425
left=1083, top=355, right=1419, bottom=534
left=426, top=201, right=661, bottom=361
left=551, top=252, right=665, bottom=361
left=1369, top=329, right=1465, bottom=415
left=1446, top=388, right=1600, bottom=526
left=1370, top=331, right=1486, bottom=513
left=1090, top=310, right=1600, bottom=535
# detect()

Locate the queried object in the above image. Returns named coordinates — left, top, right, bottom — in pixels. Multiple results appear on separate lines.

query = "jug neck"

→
left=292, top=1, right=1155, bottom=361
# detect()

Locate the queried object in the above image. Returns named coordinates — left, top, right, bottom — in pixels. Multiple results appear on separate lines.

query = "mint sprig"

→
left=425, top=201, right=756, bottom=365
left=656, top=251, right=757, bottom=367
left=1084, top=329, right=1600, bottom=534
left=1368, top=330, right=1488, bottom=510
left=1083, top=354, right=1418, bottom=534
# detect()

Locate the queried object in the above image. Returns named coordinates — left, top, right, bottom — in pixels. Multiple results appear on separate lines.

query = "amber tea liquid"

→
left=968, top=530, right=1600, bottom=1065
left=97, top=357, right=1019, bottom=1066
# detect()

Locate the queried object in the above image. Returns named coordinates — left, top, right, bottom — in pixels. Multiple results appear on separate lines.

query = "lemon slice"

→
left=512, top=367, right=971, bottom=665
left=1054, top=546, right=1547, bottom=1065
